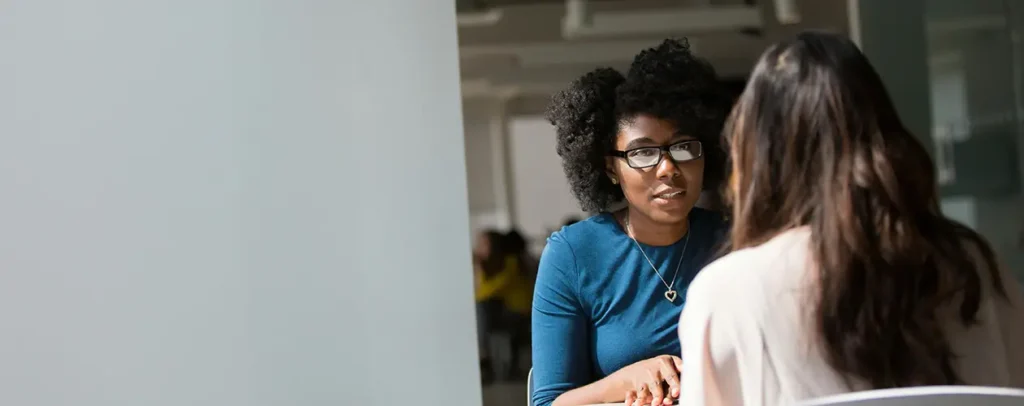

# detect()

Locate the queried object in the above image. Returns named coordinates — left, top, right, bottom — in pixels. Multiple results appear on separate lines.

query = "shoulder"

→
left=536, top=216, right=620, bottom=308
left=679, top=233, right=805, bottom=345
left=545, top=213, right=619, bottom=253
left=539, top=213, right=621, bottom=279
left=687, top=227, right=811, bottom=310
left=685, top=250, right=758, bottom=310
left=538, top=214, right=616, bottom=279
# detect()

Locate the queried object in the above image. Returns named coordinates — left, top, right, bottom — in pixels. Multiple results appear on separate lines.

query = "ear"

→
left=605, top=157, right=619, bottom=185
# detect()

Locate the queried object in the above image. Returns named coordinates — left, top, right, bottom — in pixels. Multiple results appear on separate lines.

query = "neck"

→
left=623, top=207, right=689, bottom=246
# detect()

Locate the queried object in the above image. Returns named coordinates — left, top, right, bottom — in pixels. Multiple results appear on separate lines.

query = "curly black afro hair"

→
left=546, top=38, right=729, bottom=213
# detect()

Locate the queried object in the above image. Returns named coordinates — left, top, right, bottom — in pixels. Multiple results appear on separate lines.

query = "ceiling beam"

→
left=563, top=3, right=762, bottom=39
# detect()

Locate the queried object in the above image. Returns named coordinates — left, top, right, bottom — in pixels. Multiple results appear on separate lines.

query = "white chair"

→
left=799, top=386, right=1024, bottom=406
left=526, top=368, right=534, bottom=406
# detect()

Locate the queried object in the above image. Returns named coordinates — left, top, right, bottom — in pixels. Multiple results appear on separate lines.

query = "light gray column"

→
left=0, top=1, right=480, bottom=406
left=490, top=96, right=520, bottom=229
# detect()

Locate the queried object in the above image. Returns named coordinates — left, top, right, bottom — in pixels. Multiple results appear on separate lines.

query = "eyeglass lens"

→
left=625, top=141, right=702, bottom=168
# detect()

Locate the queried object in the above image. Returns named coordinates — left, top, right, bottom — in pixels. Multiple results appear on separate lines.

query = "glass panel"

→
left=926, top=0, right=1024, bottom=281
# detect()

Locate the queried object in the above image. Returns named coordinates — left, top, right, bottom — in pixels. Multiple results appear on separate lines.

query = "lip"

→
left=652, top=188, right=686, bottom=199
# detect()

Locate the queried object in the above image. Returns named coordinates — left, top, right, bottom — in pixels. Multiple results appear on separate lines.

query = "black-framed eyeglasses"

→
left=609, top=140, right=703, bottom=169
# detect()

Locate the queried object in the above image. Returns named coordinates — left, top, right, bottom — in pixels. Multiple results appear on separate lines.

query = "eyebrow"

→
left=624, top=137, right=657, bottom=150
left=623, top=134, right=696, bottom=150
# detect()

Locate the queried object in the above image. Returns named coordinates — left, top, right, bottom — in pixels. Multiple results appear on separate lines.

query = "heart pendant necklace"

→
left=625, top=213, right=690, bottom=303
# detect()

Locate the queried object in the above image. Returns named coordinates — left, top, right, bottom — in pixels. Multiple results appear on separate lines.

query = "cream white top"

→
left=678, top=227, right=1024, bottom=406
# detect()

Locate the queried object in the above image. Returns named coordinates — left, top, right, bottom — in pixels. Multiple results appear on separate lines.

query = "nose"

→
left=654, top=150, right=680, bottom=179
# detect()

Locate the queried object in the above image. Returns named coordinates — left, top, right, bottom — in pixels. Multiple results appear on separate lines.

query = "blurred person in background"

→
left=678, top=31, right=1024, bottom=406
left=504, top=229, right=538, bottom=281
left=503, top=229, right=537, bottom=378
left=474, top=229, right=534, bottom=381
left=473, top=229, right=505, bottom=383
left=533, top=38, right=730, bottom=406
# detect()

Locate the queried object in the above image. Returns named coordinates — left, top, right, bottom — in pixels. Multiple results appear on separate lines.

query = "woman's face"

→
left=473, top=232, right=491, bottom=261
left=608, top=114, right=704, bottom=225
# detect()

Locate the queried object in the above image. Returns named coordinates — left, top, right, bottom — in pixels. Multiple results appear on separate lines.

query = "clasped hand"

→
left=615, top=355, right=683, bottom=406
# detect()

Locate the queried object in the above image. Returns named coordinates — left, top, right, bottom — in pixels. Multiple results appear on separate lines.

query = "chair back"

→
left=526, top=368, right=534, bottom=406
left=799, top=386, right=1024, bottom=406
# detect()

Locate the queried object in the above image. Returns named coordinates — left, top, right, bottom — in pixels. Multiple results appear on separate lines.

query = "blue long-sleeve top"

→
left=531, top=208, right=727, bottom=406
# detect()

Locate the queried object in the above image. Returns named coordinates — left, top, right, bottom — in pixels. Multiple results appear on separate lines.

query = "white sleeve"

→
left=678, top=266, right=768, bottom=406
left=995, top=266, right=1024, bottom=387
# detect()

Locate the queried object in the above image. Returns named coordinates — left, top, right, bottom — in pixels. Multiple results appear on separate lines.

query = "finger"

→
left=625, top=390, right=636, bottom=406
left=636, top=384, right=650, bottom=406
left=658, top=359, right=681, bottom=398
left=661, top=382, right=675, bottom=405
left=671, top=356, right=684, bottom=371
left=636, top=390, right=652, bottom=406
left=647, top=372, right=665, bottom=406
left=671, top=356, right=684, bottom=399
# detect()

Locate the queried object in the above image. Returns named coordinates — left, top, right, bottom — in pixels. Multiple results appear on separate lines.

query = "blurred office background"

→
left=459, top=0, right=1024, bottom=271
left=459, top=0, right=1024, bottom=404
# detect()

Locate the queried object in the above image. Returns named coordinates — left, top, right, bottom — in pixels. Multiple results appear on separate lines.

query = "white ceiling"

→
left=456, top=0, right=852, bottom=99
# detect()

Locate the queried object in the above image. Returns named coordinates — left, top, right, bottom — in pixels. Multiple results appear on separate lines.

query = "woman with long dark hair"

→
left=677, top=31, right=1024, bottom=405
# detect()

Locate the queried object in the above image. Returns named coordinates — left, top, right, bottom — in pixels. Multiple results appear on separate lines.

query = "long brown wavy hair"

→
left=723, top=32, right=1007, bottom=388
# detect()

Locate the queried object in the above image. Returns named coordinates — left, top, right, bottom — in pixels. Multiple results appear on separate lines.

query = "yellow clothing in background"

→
left=474, top=256, right=533, bottom=315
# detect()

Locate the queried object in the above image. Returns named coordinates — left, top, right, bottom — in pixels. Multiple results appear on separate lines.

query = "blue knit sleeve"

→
left=531, top=231, right=591, bottom=406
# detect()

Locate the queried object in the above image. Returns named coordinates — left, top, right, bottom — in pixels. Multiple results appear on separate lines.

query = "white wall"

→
left=463, top=112, right=586, bottom=252
left=465, top=102, right=499, bottom=215
left=464, top=99, right=511, bottom=234
left=0, top=1, right=480, bottom=405
left=508, top=117, right=587, bottom=246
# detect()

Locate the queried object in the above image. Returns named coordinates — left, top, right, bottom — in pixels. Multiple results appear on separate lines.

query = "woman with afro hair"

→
left=531, top=39, right=730, bottom=406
